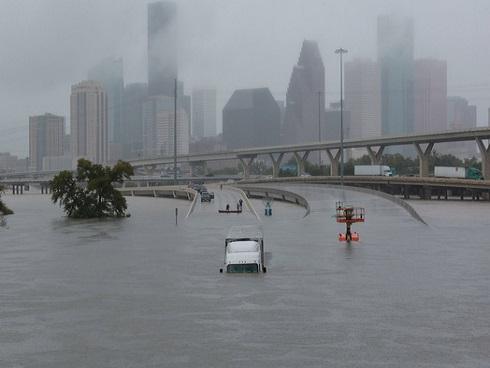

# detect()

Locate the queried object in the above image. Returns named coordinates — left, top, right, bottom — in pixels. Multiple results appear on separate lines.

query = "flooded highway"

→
left=1, top=184, right=489, bottom=367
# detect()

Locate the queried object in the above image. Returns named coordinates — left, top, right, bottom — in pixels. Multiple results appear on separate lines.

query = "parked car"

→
left=201, top=191, right=212, bottom=202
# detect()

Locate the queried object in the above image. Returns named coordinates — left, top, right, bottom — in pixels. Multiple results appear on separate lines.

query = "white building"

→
left=192, top=88, right=217, bottom=139
left=142, top=95, right=189, bottom=158
left=70, top=81, right=108, bottom=166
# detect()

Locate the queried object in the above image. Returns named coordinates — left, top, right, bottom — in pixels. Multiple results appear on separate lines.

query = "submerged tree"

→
left=51, top=159, right=134, bottom=218
left=0, top=185, right=14, bottom=215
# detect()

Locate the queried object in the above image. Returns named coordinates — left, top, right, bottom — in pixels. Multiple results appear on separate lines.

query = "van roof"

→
left=226, top=225, right=263, bottom=240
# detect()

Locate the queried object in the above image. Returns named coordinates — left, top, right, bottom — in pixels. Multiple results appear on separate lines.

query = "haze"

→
left=1, top=0, right=490, bottom=156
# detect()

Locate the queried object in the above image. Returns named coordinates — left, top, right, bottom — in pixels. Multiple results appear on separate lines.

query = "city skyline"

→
left=2, top=1, right=490, bottom=156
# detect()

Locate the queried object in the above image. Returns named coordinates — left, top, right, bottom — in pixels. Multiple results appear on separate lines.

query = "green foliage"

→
left=0, top=185, right=14, bottom=215
left=50, top=159, right=134, bottom=218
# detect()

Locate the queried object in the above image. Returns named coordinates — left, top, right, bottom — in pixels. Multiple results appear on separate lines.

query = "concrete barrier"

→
left=119, top=186, right=196, bottom=201
left=233, top=184, right=310, bottom=217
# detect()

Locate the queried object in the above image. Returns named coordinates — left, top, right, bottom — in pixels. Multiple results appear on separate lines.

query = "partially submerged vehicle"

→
left=220, top=225, right=266, bottom=273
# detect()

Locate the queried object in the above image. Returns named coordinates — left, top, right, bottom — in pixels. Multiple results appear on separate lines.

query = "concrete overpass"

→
left=126, top=127, right=490, bottom=179
left=238, top=176, right=490, bottom=201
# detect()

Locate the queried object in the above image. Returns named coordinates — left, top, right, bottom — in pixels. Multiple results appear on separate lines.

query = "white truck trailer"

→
left=434, top=166, right=483, bottom=180
left=354, top=165, right=393, bottom=176
left=220, top=225, right=266, bottom=273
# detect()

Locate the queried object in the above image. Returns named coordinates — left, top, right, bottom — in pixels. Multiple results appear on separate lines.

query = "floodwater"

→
left=1, top=184, right=489, bottom=367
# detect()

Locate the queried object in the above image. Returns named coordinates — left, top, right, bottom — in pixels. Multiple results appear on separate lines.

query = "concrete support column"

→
left=293, top=151, right=310, bottom=176
left=325, top=149, right=341, bottom=176
left=476, top=138, right=490, bottom=180
left=414, top=142, right=434, bottom=177
left=366, top=146, right=385, bottom=165
left=269, top=153, right=284, bottom=178
left=239, top=156, right=256, bottom=178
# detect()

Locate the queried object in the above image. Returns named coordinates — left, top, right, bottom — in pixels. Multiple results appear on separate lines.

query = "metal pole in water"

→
left=175, top=207, right=178, bottom=226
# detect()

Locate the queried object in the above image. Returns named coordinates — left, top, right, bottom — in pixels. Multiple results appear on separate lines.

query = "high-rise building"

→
left=29, top=113, right=65, bottom=171
left=282, top=40, right=325, bottom=144
left=344, top=58, right=381, bottom=140
left=324, top=102, right=351, bottom=141
left=192, top=88, right=217, bottom=139
left=182, top=94, right=192, bottom=139
left=378, top=14, right=414, bottom=137
left=121, top=83, right=148, bottom=159
left=148, top=1, right=177, bottom=97
left=414, top=59, right=447, bottom=133
left=142, top=95, right=189, bottom=157
left=223, top=88, right=280, bottom=150
left=444, top=96, right=477, bottom=157
left=87, top=57, right=124, bottom=157
left=70, top=81, right=108, bottom=165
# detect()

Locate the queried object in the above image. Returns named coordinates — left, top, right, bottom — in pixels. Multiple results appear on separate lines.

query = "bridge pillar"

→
left=414, top=142, right=434, bottom=177
left=366, top=146, right=385, bottom=165
left=325, top=149, right=341, bottom=176
left=476, top=138, right=490, bottom=180
left=293, top=151, right=310, bottom=176
left=269, top=153, right=284, bottom=178
left=239, top=156, right=256, bottom=178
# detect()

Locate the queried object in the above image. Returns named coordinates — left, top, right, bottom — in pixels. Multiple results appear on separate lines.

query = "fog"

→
left=1, top=0, right=490, bottom=156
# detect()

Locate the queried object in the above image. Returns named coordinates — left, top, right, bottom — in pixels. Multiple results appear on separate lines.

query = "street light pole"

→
left=335, top=47, right=348, bottom=187
left=318, top=91, right=322, bottom=168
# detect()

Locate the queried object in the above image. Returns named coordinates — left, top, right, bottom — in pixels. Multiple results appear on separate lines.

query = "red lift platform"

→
left=335, top=201, right=365, bottom=242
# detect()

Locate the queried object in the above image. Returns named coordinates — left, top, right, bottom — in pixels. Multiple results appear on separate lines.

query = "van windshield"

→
left=227, top=264, right=259, bottom=273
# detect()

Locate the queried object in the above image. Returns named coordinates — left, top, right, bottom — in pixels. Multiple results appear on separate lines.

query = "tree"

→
left=0, top=185, right=13, bottom=215
left=51, top=159, right=134, bottom=218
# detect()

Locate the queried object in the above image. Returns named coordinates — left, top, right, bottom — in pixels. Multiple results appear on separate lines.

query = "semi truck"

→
left=354, top=165, right=393, bottom=177
left=220, top=225, right=266, bottom=273
left=434, top=166, right=483, bottom=180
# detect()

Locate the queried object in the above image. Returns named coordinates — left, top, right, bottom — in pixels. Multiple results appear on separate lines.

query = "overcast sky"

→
left=1, top=0, right=490, bottom=156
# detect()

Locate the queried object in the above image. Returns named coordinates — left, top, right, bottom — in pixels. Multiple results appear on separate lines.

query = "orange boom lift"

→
left=335, top=201, right=365, bottom=242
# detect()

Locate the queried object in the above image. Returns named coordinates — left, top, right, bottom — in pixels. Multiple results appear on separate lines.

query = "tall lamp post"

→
left=318, top=91, right=322, bottom=168
left=334, top=47, right=348, bottom=187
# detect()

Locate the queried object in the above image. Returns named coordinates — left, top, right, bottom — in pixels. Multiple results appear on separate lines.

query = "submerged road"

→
left=0, top=185, right=489, bottom=367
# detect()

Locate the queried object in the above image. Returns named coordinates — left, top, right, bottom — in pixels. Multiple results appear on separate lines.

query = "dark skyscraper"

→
left=378, top=15, right=414, bottom=137
left=223, top=88, right=280, bottom=150
left=148, top=1, right=177, bottom=97
left=87, top=57, right=124, bottom=155
left=282, top=40, right=325, bottom=145
left=121, top=83, right=148, bottom=159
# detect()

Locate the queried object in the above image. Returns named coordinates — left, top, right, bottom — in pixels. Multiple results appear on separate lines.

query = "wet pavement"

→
left=0, top=184, right=489, bottom=367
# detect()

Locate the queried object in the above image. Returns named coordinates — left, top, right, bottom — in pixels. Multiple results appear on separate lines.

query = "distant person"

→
left=226, top=204, right=230, bottom=211
left=239, top=199, right=243, bottom=209
left=220, top=184, right=223, bottom=190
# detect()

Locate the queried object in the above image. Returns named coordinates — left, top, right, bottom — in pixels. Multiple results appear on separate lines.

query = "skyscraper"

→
left=87, top=57, right=124, bottom=156
left=378, top=15, right=414, bottom=137
left=29, top=113, right=65, bottom=171
left=223, top=88, right=280, bottom=150
left=70, top=81, right=108, bottom=165
left=121, top=83, right=148, bottom=159
left=282, top=40, right=325, bottom=144
left=148, top=1, right=177, bottom=97
left=142, top=95, right=189, bottom=157
left=444, top=96, right=477, bottom=157
left=344, top=58, right=381, bottom=140
left=414, top=59, right=447, bottom=133
left=192, top=88, right=217, bottom=139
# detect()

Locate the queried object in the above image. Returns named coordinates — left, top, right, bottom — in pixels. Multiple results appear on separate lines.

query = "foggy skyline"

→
left=2, top=0, right=490, bottom=156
